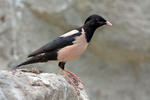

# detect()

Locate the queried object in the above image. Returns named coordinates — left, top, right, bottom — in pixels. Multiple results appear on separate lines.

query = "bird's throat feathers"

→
left=83, top=25, right=97, bottom=42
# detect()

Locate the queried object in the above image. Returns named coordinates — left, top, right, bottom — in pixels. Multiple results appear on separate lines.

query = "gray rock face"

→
left=0, top=0, right=150, bottom=100
left=0, top=69, right=89, bottom=100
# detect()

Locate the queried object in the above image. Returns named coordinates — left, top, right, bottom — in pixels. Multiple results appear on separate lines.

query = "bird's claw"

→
left=60, top=68, right=84, bottom=90
left=64, top=69, right=85, bottom=85
left=67, top=79, right=83, bottom=90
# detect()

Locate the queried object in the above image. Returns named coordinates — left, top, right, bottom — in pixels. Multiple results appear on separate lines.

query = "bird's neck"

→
left=83, top=24, right=98, bottom=42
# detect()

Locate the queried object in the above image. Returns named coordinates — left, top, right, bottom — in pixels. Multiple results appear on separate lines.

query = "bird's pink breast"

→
left=57, top=29, right=88, bottom=62
left=57, top=44, right=87, bottom=61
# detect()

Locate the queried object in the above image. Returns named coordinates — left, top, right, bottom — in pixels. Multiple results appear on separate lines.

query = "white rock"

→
left=0, top=69, right=89, bottom=100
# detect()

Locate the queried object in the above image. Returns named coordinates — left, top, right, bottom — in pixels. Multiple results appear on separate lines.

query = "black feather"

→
left=28, top=30, right=82, bottom=57
left=15, top=51, right=58, bottom=68
left=83, top=14, right=107, bottom=42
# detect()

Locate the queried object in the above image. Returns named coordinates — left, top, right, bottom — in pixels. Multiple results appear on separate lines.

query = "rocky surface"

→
left=0, top=69, right=89, bottom=100
left=0, top=0, right=150, bottom=100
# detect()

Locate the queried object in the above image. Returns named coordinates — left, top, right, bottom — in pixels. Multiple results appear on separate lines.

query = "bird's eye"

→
left=95, top=19, right=100, bottom=23
left=98, top=21, right=103, bottom=24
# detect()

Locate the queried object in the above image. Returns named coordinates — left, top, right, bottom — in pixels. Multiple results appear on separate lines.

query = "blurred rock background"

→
left=0, top=0, right=150, bottom=100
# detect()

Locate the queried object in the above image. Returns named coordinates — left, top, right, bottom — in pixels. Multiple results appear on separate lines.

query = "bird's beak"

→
left=106, top=21, right=112, bottom=26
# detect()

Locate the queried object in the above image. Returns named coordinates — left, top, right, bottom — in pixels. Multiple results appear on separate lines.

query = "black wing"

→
left=28, top=31, right=81, bottom=57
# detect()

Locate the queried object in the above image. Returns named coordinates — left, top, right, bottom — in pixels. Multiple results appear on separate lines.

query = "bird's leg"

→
left=63, top=69, right=85, bottom=85
left=58, top=62, right=83, bottom=90
left=58, top=62, right=85, bottom=85
left=59, top=68, right=83, bottom=90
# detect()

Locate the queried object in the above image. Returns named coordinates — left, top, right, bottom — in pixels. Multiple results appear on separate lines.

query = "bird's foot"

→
left=59, top=68, right=84, bottom=90
left=64, top=69, right=85, bottom=85
left=67, top=79, right=83, bottom=90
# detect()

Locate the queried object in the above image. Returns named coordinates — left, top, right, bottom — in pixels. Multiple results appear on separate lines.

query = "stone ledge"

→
left=0, top=69, right=89, bottom=100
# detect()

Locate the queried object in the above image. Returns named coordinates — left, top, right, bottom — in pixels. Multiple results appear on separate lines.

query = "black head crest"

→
left=84, top=14, right=107, bottom=27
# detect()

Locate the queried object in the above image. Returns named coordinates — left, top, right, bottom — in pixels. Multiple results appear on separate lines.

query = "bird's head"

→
left=84, top=14, right=112, bottom=28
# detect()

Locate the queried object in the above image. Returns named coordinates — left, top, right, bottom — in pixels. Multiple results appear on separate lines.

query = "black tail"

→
left=14, top=55, right=48, bottom=68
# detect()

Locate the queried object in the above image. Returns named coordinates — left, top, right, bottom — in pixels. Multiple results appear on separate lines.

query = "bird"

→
left=15, top=14, right=112, bottom=89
